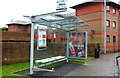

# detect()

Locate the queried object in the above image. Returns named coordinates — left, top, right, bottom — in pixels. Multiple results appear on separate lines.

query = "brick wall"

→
left=16, top=25, right=30, bottom=33
left=87, top=43, right=97, bottom=57
left=74, top=2, right=120, bottom=53
left=76, top=2, right=104, bottom=16
left=2, top=31, right=31, bottom=65
left=2, top=31, right=31, bottom=41
left=2, top=30, right=96, bottom=65
left=2, top=41, right=96, bottom=65
left=8, top=24, right=31, bottom=33
left=2, top=42, right=30, bottom=65
left=118, top=15, right=120, bottom=51
left=8, top=25, right=16, bottom=32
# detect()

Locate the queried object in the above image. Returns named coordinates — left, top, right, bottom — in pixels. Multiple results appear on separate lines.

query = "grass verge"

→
left=2, top=62, right=30, bottom=77
left=2, top=56, right=93, bottom=77
left=69, top=56, right=93, bottom=64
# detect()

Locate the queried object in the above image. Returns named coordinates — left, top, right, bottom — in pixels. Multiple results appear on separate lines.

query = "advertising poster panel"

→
left=37, top=27, right=46, bottom=50
left=68, top=31, right=87, bottom=59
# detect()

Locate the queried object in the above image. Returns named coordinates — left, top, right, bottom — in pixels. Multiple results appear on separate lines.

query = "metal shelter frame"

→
left=24, top=11, right=89, bottom=74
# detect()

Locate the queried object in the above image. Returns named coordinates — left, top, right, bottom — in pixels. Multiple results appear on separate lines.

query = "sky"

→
left=0, top=0, right=120, bottom=28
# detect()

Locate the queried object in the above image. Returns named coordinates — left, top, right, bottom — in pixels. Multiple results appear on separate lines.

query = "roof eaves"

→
left=70, top=0, right=120, bottom=9
left=7, top=23, right=31, bottom=26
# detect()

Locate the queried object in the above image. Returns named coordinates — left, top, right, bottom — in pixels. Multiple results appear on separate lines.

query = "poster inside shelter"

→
left=68, top=31, right=87, bottom=59
left=37, top=28, right=46, bottom=50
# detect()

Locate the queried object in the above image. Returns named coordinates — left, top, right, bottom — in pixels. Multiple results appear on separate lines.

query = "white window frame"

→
left=106, top=20, right=110, bottom=27
left=107, top=5, right=110, bottom=12
left=113, top=8, right=116, bottom=14
left=113, top=21, right=116, bottom=28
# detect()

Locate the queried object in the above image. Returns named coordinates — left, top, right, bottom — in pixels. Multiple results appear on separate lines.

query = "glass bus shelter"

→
left=24, top=11, right=89, bottom=74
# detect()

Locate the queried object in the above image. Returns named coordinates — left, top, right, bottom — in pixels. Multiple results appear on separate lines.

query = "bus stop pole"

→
left=30, top=23, right=35, bottom=74
left=104, top=0, right=106, bottom=54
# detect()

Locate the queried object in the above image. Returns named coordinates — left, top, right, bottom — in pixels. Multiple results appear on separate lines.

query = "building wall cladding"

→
left=75, top=2, right=120, bottom=53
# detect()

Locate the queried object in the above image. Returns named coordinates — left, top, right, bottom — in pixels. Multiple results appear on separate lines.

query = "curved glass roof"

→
left=24, top=11, right=89, bottom=31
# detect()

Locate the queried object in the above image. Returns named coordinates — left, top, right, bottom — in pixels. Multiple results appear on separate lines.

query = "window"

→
left=113, top=21, right=116, bottom=28
left=113, top=36, right=116, bottom=43
left=107, top=35, right=110, bottom=42
left=113, top=8, right=116, bottom=14
left=106, top=20, right=110, bottom=27
left=107, top=5, right=110, bottom=12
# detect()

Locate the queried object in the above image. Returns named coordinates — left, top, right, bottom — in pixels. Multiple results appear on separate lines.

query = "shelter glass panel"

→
left=34, top=28, right=67, bottom=60
left=67, top=31, right=87, bottom=59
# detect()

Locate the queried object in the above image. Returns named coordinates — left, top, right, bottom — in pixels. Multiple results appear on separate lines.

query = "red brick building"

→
left=71, top=0, right=120, bottom=53
left=7, top=22, right=31, bottom=33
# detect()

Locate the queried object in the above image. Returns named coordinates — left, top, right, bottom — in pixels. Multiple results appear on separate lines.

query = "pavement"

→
left=18, top=53, right=119, bottom=77
left=116, top=54, right=120, bottom=77
left=66, top=53, right=118, bottom=76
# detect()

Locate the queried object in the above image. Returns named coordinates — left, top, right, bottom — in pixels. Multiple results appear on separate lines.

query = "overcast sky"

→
left=0, top=0, right=120, bottom=27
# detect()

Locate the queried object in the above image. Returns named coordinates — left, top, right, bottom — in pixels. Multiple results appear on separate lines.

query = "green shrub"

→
left=97, top=42, right=101, bottom=49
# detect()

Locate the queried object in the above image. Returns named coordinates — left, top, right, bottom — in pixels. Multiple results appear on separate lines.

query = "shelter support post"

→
left=66, top=31, right=69, bottom=62
left=30, top=23, right=35, bottom=74
left=85, top=32, right=87, bottom=59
